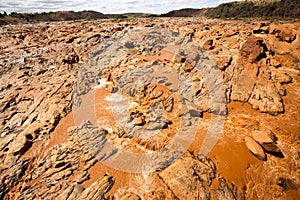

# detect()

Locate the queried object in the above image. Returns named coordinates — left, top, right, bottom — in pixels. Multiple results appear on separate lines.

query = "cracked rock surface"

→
left=0, top=18, right=299, bottom=199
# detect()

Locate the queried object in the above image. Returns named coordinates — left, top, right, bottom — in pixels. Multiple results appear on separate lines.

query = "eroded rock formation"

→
left=0, top=17, right=299, bottom=199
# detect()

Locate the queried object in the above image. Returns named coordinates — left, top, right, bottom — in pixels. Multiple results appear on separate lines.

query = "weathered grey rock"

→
left=212, top=178, right=236, bottom=200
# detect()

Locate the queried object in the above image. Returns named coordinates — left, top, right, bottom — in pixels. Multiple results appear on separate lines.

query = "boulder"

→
left=159, top=157, right=216, bottom=199
left=251, top=129, right=280, bottom=153
left=244, top=136, right=267, bottom=161
left=270, top=24, right=297, bottom=43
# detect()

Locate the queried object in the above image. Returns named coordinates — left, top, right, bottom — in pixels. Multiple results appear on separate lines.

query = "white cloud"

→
left=0, top=0, right=240, bottom=14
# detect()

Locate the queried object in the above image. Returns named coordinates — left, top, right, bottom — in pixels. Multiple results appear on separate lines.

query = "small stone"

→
left=253, top=23, right=269, bottom=34
left=171, top=53, right=182, bottom=63
left=203, top=39, right=214, bottom=50
left=132, top=116, right=145, bottom=126
left=277, top=178, right=298, bottom=191
left=189, top=109, right=202, bottom=118
left=146, top=121, right=168, bottom=130
left=182, top=61, right=194, bottom=72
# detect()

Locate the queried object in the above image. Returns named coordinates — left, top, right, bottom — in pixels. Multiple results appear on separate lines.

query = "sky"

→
left=0, top=0, right=240, bottom=14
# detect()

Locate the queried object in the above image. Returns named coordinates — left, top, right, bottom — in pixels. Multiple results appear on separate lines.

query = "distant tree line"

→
left=1, top=0, right=299, bottom=22
left=205, top=0, right=300, bottom=19
left=0, top=12, right=7, bottom=18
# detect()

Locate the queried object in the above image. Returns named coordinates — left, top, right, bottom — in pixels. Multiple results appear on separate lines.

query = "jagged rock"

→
left=189, top=109, right=202, bottom=118
left=159, top=157, right=215, bottom=199
left=132, top=116, right=145, bottom=126
left=231, top=34, right=288, bottom=114
left=0, top=17, right=298, bottom=200
left=267, top=24, right=300, bottom=62
left=51, top=169, right=73, bottom=181
left=0, top=159, right=29, bottom=199
left=212, top=178, right=236, bottom=200
left=62, top=48, right=79, bottom=64
left=231, top=62, right=259, bottom=102
left=6, top=132, right=32, bottom=156
left=78, top=175, right=114, bottom=200
left=163, top=96, right=174, bottom=112
left=171, top=53, right=184, bottom=63
left=253, top=22, right=269, bottom=34
left=269, top=57, right=281, bottom=68
left=2, top=131, right=33, bottom=170
left=225, top=42, right=254, bottom=101
left=270, top=66, right=292, bottom=84
left=244, top=136, right=267, bottom=161
left=151, top=90, right=163, bottom=99
left=248, top=64, right=284, bottom=114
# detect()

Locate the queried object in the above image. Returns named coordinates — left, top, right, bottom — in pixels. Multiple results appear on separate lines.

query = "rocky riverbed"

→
left=0, top=17, right=299, bottom=199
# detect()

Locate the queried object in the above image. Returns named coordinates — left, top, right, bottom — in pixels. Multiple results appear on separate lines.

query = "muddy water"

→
left=17, top=45, right=299, bottom=199
left=19, top=85, right=299, bottom=199
left=207, top=68, right=300, bottom=199
left=22, top=112, right=74, bottom=161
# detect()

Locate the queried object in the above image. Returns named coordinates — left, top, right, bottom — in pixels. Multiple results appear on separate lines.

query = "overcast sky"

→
left=0, top=0, right=240, bottom=14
